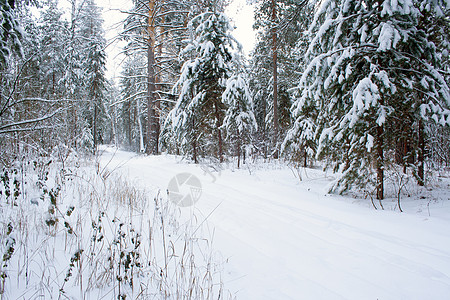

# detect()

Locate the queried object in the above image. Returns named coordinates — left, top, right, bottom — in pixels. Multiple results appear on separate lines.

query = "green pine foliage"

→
left=0, top=0, right=23, bottom=68
left=0, top=0, right=111, bottom=162
left=78, top=0, right=108, bottom=153
left=286, top=0, right=450, bottom=196
left=250, top=0, right=312, bottom=156
left=222, top=74, right=258, bottom=159
left=166, top=10, right=240, bottom=162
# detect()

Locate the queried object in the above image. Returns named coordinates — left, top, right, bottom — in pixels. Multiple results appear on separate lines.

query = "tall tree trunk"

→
left=214, top=102, right=223, bottom=163
left=146, top=0, right=158, bottom=155
left=111, top=105, right=118, bottom=147
left=403, top=137, right=407, bottom=173
left=154, top=2, right=165, bottom=153
left=271, top=0, right=279, bottom=158
left=376, top=124, right=384, bottom=200
left=304, top=149, right=307, bottom=168
left=192, top=116, right=197, bottom=163
left=52, top=73, right=55, bottom=97
left=127, top=101, right=132, bottom=148
left=137, top=97, right=145, bottom=152
left=93, top=100, right=97, bottom=153
left=237, top=133, right=241, bottom=169
left=69, top=0, right=78, bottom=149
left=417, top=119, right=425, bottom=186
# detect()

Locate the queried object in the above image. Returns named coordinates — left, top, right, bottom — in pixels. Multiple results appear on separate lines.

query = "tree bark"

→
left=376, top=124, right=384, bottom=200
left=237, top=133, right=241, bottom=169
left=304, top=149, right=307, bottom=168
left=111, top=105, right=118, bottom=147
left=146, top=0, right=158, bottom=155
left=69, top=0, right=78, bottom=149
left=192, top=116, right=197, bottom=163
left=271, top=0, right=279, bottom=156
left=403, top=137, right=407, bottom=173
left=93, top=101, right=97, bottom=153
left=127, top=101, right=132, bottom=148
left=137, top=97, right=145, bottom=152
left=271, top=0, right=279, bottom=158
left=154, top=3, right=165, bottom=154
left=417, top=119, right=425, bottom=186
left=214, top=101, right=223, bottom=163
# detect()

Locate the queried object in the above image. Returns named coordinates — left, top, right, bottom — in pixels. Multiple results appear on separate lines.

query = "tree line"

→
left=1, top=0, right=449, bottom=200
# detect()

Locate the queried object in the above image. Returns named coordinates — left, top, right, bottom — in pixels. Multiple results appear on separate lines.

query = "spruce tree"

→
left=38, top=0, right=69, bottom=100
left=78, top=0, right=108, bottom=153
left=121, top=0, right=196, bottom=154
left=0, top=0, right=22, bottom=68
left=118, top=55, right=147, bottom=152
left=287, top=0, right=450, bottom=199
left=222, top=74, right=257, bottom=167
left=250, top=0, right=311, bottom=157
left=167, top=10, right=240, bottom=162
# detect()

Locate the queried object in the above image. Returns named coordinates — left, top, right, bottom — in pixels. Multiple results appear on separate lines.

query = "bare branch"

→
left=0, top=108, right=63, bottom=132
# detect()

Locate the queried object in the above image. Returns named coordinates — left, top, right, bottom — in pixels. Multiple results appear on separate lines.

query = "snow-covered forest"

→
left=1, top=0, right=450, bottom=299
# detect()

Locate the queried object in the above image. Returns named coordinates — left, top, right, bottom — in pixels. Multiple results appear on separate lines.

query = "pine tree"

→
left=250, top=0, right=311, bottom=157
left=288, top=0, right=450, bottom=199
left=0, top=0, right=109, bottom=160
left=77, top=0, right=108, bottom=153
left=118, top=54, right=148, bottom=152
left=121, top=0, right=197, bottom=154
left=38, top=0, right=69, bottom=100
left=0, top=0, right=22, bottom=68
left=0, top=2, right=69, bottom=158
left=222, top=74, right=257, bottom=167
left=167, top=10, right=240, bottom=162
left=282, top=92, right=317, bottom=167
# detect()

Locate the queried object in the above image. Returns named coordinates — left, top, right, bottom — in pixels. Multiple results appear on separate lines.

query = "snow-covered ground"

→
left=99, top=147, right=450, bottom=300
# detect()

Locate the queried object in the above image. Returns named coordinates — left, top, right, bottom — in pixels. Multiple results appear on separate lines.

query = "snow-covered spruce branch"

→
left=155, top=24, right=187, bottom=31
left=412, top=87, right=450, bottom=122
left=122, top=37, right=185, bottom=54
left=110, top=91, right=147, bottom=107
left=157, top=98, right=178, bottom=104
left=155, top=9, right=190, bottom=19
left=3, top=98, right=81, bottom=111
left=119, top=9, right=150, bottom=19
left=0, top=125, right=63, bottom=135
left=154, top=31, right=187, bottom=44
left=117, top=74, right=149, bottom=80
left=306, top=7, right=386, bottom=53
left=0, top=108, right=63, bottom=133
left=120, top=24, right=147, bottom=37
left=154, top=64, right=178, bottom=78
left=300, top=43, right=378, bottom=86
left=155, top=55, right=179, bottom=62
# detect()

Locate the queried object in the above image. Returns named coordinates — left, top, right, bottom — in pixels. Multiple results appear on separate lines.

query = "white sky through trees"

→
left=59, top=0, right=256, bottom=82
left=225, top=0, right=256, bottom=56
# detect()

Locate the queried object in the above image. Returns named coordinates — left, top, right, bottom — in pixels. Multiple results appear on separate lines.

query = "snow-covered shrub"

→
left=0, top=154, right=232, bottom=299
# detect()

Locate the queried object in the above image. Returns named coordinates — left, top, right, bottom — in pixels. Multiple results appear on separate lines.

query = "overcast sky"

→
left=59, top=0, right=256, bottom=81
left=225, top=0, right=256, bottom=55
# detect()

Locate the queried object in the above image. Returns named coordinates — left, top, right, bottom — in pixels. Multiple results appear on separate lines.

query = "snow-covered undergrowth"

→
left=96, top=147, right=450, bottom=299
left=0, top=154, right=230, bottom=299
left=351, top=166, right=450, bottom=215
left=278, top=156, right=450, bottom=216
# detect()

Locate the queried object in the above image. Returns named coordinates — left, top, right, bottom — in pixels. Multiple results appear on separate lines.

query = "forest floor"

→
left=99, top=146, right=450, bottom=300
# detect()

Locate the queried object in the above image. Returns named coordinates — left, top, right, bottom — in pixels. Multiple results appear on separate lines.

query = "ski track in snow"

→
left=99, top=147, right=450, bottom=300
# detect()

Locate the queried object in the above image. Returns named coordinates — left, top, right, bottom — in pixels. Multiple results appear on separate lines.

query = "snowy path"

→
left=100, top=148, right=450, bottom=299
